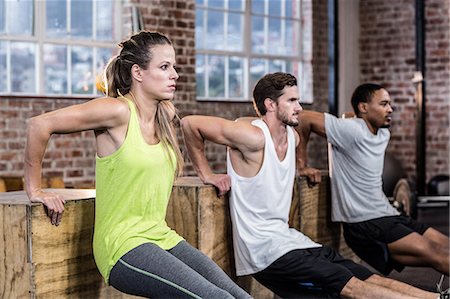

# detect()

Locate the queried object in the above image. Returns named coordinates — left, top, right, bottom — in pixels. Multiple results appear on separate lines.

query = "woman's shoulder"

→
left=85, top=96, right=131, bottom=125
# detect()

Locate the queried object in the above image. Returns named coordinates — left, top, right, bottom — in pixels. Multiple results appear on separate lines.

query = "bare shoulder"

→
left=86, top=97, right=130, bottom=120
left=235, top=116, right=258, bottom=123
left=233, top=117, right=265, bottom=151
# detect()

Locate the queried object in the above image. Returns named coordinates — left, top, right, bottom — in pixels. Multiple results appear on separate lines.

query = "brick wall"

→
left=0, top=98, right=96, bottom=188
left=304, top=0, right=330, bottom=170
left=359, top=0, right=450, bottom=184
left=424, top=0, right=450, bottom=183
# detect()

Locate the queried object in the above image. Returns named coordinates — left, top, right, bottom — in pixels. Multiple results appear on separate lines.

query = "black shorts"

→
left=343, top=215, right=430, bottom=275
left=252, top=246, right=374, bottom=298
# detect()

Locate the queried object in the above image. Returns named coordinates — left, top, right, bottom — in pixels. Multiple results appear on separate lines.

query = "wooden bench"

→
left=0, top=175, right=356, bottom=299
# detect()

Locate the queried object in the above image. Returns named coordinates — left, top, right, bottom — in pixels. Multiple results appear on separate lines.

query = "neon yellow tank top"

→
left=93, top=96, right=183, bottom=283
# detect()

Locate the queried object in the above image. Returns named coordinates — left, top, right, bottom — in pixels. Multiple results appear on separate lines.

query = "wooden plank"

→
left=166, top=184, right=199, bottom=247
left=0, top=204, right=31, bottom=299
left=0, top=189, right=96, bottom=205
left=197, top=189, right=234, bottom=277
left=29, top=198, right=135, bottom=298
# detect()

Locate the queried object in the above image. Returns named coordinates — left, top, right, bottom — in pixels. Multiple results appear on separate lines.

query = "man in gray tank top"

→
left=182, top=73, right=440, bottom=298
left=298, top=83, right=449, bottom=278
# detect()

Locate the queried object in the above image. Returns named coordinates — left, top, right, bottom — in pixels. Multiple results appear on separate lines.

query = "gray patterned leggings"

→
left=109, top=241, right=252, bottom=299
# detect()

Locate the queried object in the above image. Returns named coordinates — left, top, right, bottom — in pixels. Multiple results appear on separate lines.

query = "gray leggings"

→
left=109, top=241, right=252, bottom=299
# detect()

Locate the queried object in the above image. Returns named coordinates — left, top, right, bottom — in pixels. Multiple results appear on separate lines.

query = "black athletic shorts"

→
left=252, top=246, right=374, bottom=298
left=343, top=215, right=430, bottom=275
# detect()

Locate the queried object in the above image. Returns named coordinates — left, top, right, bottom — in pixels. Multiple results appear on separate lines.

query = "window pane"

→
left=95, top=47, right=114, bottom=94
left=286, top=0, right=296, bottom=18
left=268, top=18, right=281, bottom=55
left=72, top=46, right=93, bottom=94
left=269, top=60, right=284, bottom=73
left=196, top=55, right=205, bottom=97
left=196, top=0, right=205, bottom=6
left=229, top=0, right=244, bottom=11
left=285, top=20, right=299, bottom=55
left=268, top=0, right=281, bottom=17
left=0, top=1, right=5, bottom=34
left=11, top=42, right=36, bottom=93
left=251, top=16, right=265, bottom=54
left=196, top=9, right=205, bottom=49
left=208, top=0, right=224, bottom=9
left=7, top=0, right=33, bottom=36
left=251, top=0, right=264, bottom=14
left=208, top=55, right=225, bottom=97
left=44, top=44, right=68, bottom=94
left=250, top=59, right=266, bottom=91
left=46, top=1, right=67, bottom=38
left=229, top=56, right=244, bottom=98
left=71, top=0, right=93, bottom=39
left=286, top=60, right=299, bottom=75
left=227, top=13, right=243, bottom=51
left=206, top=10, right=224, bottom=50
left=96, top=0, right=113, bottom=40
left=0, top=41, right=6, bottom=92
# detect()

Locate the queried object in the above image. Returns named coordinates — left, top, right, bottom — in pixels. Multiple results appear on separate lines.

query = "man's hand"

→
left=298, top=166, right=322, bottom=187
left=204, top=173, right=231, bottom=196
left=29, top=190, right=66, bottom=226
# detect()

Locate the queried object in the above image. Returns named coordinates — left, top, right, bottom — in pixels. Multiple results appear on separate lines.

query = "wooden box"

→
left=0, top=175, right=354, bottom=299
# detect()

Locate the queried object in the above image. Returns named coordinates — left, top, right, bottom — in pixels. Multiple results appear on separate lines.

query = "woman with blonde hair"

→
left=24, top=31, right=251, bottom=299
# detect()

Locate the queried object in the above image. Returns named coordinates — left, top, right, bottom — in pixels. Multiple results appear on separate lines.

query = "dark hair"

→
left=351, top=83, right=385, bottom=116
left=105, top=31, right=172, bottom=97
left=252, top=72, right=297, bottom=116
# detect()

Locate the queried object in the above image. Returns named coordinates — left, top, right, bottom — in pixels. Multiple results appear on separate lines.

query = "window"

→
left=0, top=0, right=122, bottom=96
left=196, top=0, right=313, bottom=103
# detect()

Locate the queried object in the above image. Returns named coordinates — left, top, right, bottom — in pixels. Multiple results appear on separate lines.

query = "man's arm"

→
left=296, top=110, right=327, bottom=185
left=181, top=115, right=262, bottom=195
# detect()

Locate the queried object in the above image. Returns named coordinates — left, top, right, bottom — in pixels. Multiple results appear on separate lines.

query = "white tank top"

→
left=227, top=119, right=321, bottom=276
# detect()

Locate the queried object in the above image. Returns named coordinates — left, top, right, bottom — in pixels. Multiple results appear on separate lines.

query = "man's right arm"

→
left=296, top=110, right=327, bottom=185
left=180, top=115, right=262, bottom=195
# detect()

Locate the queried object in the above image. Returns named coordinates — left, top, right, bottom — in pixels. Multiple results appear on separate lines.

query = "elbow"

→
left=26, top=115, right=51, bottom=139
left=26, top=116, right=39, bottom=136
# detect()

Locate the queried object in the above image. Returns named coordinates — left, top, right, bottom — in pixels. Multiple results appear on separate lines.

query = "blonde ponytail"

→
left=156, top=101, right=183, bottom=177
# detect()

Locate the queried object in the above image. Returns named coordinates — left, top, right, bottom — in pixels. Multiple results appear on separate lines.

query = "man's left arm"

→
left=296, top=110, right=327, bottom=185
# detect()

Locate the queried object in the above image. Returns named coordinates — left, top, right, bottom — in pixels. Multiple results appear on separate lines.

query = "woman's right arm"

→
left=24, top=97, right=128, bottom=225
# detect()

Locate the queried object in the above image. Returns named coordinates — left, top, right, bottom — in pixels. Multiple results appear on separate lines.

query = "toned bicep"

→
left=182, top=115, right=263, bottom=150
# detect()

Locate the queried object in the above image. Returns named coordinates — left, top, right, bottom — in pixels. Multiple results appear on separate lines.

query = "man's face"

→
left=364, top=88, right=393, bottom=132
left=275, top=85, right=303, bottom=126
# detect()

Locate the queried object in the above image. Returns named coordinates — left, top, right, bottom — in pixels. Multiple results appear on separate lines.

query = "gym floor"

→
left=364, top=204, right=450, bottom=293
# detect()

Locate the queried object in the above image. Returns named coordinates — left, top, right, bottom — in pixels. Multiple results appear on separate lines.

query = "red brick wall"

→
left=0, top=98, right=96, bottom=188
left=304, top=0, right=330, bottom=170
left=424, top=0, right=450, bottom=182
left=0, top=0, right=329, bottom=187
left=359, top=0, right=449, bottom=183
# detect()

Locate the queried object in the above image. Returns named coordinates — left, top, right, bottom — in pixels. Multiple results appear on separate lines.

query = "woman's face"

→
left=140, top=44, right=179, bottom=101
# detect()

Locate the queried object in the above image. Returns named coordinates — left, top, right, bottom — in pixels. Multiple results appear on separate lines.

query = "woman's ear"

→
left=131, top=64, right=143, bottom=82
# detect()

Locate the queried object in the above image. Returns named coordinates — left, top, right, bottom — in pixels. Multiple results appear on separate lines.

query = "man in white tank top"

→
left=297, top=84, right=449, bottom=280
left=182, top=73, right=439, bottom=298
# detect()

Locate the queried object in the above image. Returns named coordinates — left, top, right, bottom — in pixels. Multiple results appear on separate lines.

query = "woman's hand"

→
left=29, top=190, right=66, bottom=226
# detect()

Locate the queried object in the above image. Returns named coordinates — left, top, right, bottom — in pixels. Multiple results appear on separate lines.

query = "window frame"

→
left=0, top=0, right=123, bottom=98
left=195, top=0, right=313, bottom=103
